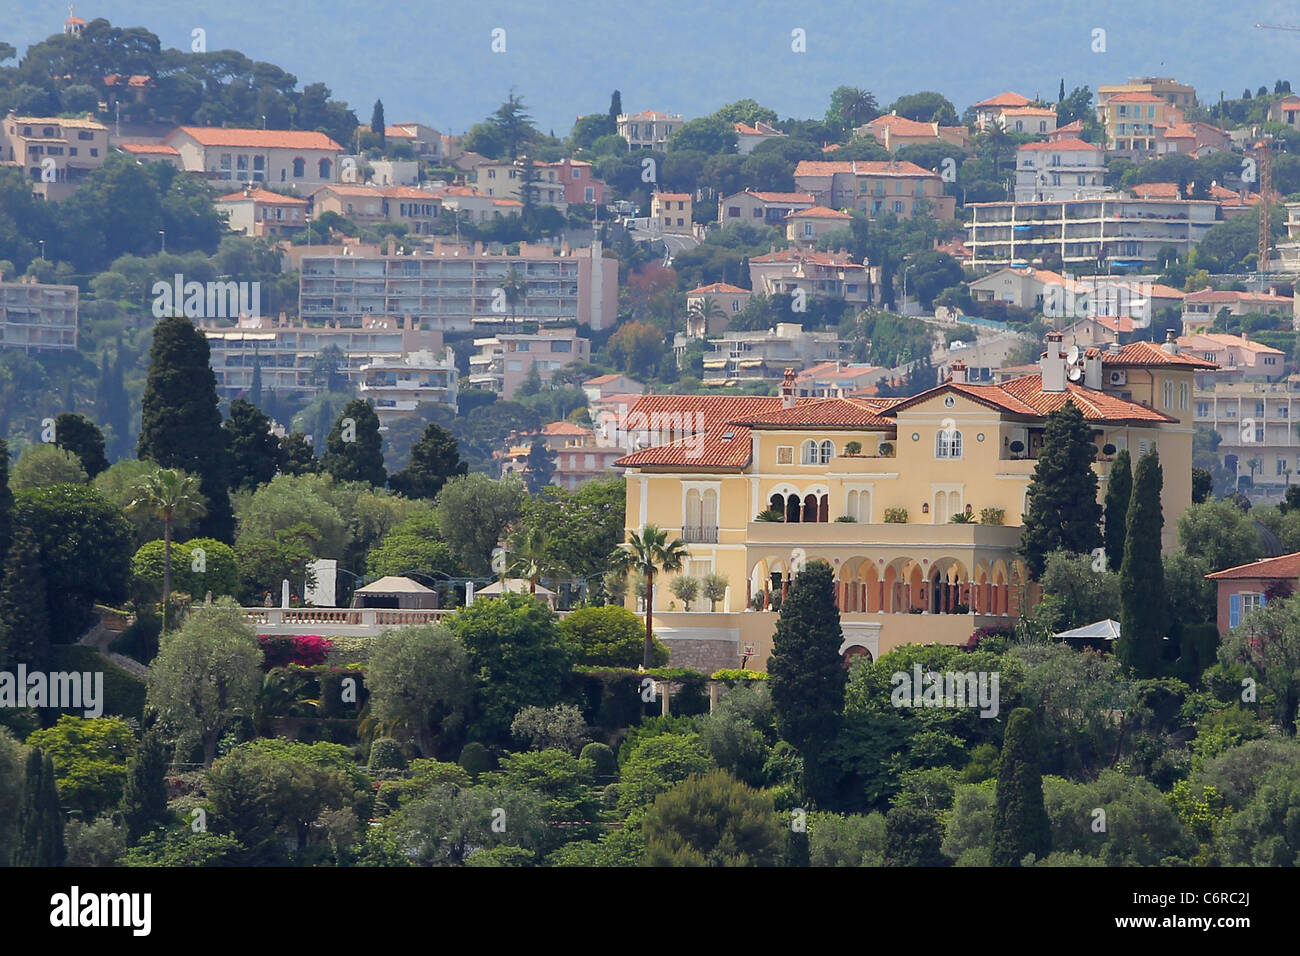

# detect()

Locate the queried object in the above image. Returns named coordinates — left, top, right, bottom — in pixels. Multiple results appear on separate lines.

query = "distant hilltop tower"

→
left=64, top=5, right=87, bottom=36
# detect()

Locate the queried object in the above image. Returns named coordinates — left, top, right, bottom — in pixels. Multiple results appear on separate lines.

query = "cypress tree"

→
left=1019, top=401, right=1102, bottom=578
left=1103, top=448, right=1132, bottom=573
left=884, top=806, right=947, bottom=867
left=991, top=708, right=1051, bottom=866
left=53, top=412, right=109, bottom=479
left=0, top=439, right=11, bottom=590
left=608, top=90, right=622, bottom=126
left=280, top=432, right=318, bottom=476
left=121, top=729, right=170, bottom=842
left=249, top=350, right=263, bottom=408
left=0, top=525, right=51, bottom=674
left=767, top=560, right=845, bottom=804
left=321, top=399, right=387, bottom=487
left=389, top=423, right=467, bottom=499
left=138, top=316, right=234, bottom=542
left=223, top=398, right=282, bottom=491
left=1118, top=449, right=1167, bottom=677
left=371, top=99, right=386, bottom=145
left=523, top=439, right=554, bottom=494
left=13, top=749, right=65, bottom=867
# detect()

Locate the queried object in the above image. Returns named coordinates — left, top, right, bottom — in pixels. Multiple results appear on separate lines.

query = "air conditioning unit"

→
left=1108, top=370, right=1127, bottom=386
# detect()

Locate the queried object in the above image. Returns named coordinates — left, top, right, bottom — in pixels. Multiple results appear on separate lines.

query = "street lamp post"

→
left=159, top=230, right=166, bottom=254
left=902, top=261, right=916, bottom=317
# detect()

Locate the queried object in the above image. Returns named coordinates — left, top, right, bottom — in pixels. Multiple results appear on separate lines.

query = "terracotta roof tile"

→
left=119, top=143, right=179, bottom=155
left=789, top=205, right=851, bottom=219
left=1018, top=138, right=1102, bottom=152
left=215, top=188, right=307, bottom=204
left=1206, top=552, right=1300, bottom=580
left=686, top=282, right=749, bottom=295
left=794, top=160, right=939, bottom=179
left=726, top=397, right=895, bottom=428
left=1100, top=341, right=1218, bottom=368
left=974, top=92, right=1032, bottom=108
left=170, top=126, right=343, bottom=151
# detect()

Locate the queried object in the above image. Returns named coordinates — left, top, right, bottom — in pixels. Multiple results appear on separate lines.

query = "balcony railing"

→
left=682, top=525, right=719, bottom=544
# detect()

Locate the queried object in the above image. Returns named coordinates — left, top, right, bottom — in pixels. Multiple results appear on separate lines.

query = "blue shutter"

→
left=1229, top=593, right=1242, bottom=629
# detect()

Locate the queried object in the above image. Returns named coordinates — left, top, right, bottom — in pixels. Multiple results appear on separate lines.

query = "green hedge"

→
left=566, top=666, right=711, bottom=729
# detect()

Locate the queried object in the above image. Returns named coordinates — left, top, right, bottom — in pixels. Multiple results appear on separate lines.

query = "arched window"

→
left=318, top=158, right=332, bottom=179
left=819, top=440, right=834, bottom=465
left=935, top=429, right=962, bottom=458
left=801, top=440, right=819, bottom=464
left=292, top=157, right=306, bottom=178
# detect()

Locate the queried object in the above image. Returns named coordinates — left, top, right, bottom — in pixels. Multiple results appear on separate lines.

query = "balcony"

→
left=682, top=525, right=719, bottom=544
left=745, top=521, right=1023, bottom=549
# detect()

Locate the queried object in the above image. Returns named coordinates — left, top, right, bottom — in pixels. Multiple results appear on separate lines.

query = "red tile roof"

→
left=119, top=143, right=179, bottom=155
left=789, top=205, right=851, bottom=219
left=727, top=397, right=895, bottom=428
left=974, top=92, right=1032, bottom=108
left=884, top=376, right=1176, bottom=423
left=542, top=420, right=593, bottom=436
left=744, top=190, right=816, bottom=203
left=1018, top=138, right=1101, bottom=152
left=381, top=186, right=440, bottom=200
left=215, top=188, right=308, bottom=204
left=863, top=114, right=939, bottom=136
left=170, top=126, right=344, bottom=151
left=686, top=282, right=749, bottom=295
left=1206, top=552, right=1300, bottom=580
left=1099, top=341, right=1218, bottom=368
left=613, top=395, right=788, bottom=469
left=655, top=192, right=691, bottom=201
left=794, top=160, right=938, bottom=179
left=1184, top=289, right=1292, bottom=304
left=749, top=248, right=864, bottom=267
left=999, top=106, right=1058, bottom=116
left=1106, top=92, right=1164, bottom=103
left=384, top=125, right=418, bottom=139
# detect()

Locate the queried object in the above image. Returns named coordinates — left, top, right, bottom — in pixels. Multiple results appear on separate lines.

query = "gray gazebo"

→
left=350, top=576, right=439, bottom=610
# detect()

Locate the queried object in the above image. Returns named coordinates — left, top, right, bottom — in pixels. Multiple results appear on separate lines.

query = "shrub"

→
left=884, top=508, right=908, bottom=523
left=368, top=737, right=407, bottom=772
left=257, top=634, right=334, bottom=669
left=669, top=575, right=700, bottom=611
left=579, top=742, right=617, bottom=780
left=950, top=511, right=976, bottom=524
left=877, top=442, right=894, bottom=457
left=558, top=605, right=669, bottom=668
left=458, top=742, right=494, bottom=779
left=510, top=704, right=590, bottom=754
left=979, top=507, right=1005, bottom=525
left=844, top=441, right=863, bottom=455
left=835, top=514, right=857, bottom=522
left=755, top=509, right=785, bottom=522
left=710, top=669, right=769, bottom=684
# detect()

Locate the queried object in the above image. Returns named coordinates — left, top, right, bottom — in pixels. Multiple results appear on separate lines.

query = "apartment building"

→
left=473, top=158, right=570, bottom=210
left=299, top=240, right=618, bottom=332
left=163, top=126, right=345, bottom=186
left=0, top=112, right=109, bottom=200
left=215, top=188, right=309, bottom=237
left=0, top=279, right=78, bottom=350
left=967, top=197, right=1218, bottom=270
left=357, top=347, right=458, bottom=426
left=1099, top=77, right=1197, bottom=112
left=311, top=184, right=443, bottom=235
left=1014, top=139, right=1107, bottom=202
left=611, top=337, right=1207, bottom=670
left=436, top=185, right=522, bottom=222
left=467, top=328, right=590, bottom=398
left=383, top=122, right=445, bottom=161
left=617, top=110, right=685, bottom=150
left=794, top=362, right=886, bottom=397
left=788, top=206, right=853, bottom=244
left=535, top=421, right=625, bottom=489
left=735, top=121, right=786, bottom=155
left=117, top=142, right=184, bottom=168
left=201, top=314, right=443, bottom=399
left=717, top=189, right=816, bottom=229
left=700, top=322, right=840, bottom=386
left=1195, top=375, right=1300, bottom=493
left=793, top=160, right=955, bottom=220
left=971, top=91, right=1033, bottom=129
left=1096, top=92, right=1183, bottom=155
left=685, top=283, right=752, bottom=336
left=853, top=114, right=970, bottom=152
left=1181, top=288, right=1294, bottom=334
left=651, top=192, right=693, bottom=233
left=748, top=248, right=874, bottom=306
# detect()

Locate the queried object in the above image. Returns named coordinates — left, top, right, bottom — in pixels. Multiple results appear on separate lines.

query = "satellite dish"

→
left=1066, top=345, right=1081, bottom=365
left=1068, top=366, right=1083, bottom=382
left=1103, top=443, right=1117, bottom=456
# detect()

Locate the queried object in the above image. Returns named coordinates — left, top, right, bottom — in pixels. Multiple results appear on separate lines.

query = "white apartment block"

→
left=468, top=328, right=591, bottom=399
left=0, top=280, right=77, bottom=350
left=968, top=197, right=1219, bottom=270
left=1195, top=378, right=1300, bottom=493
left=201, top=314, right=443, bottom=399
left=701, top=322, right=840, bottom=386
left=299, top=240, right=618, bottom=333
left=358, top=348, right=458, bottom=426
left=617, top=111, right=684, bottom=150
left=1014, top=140, right=1108, bottom=202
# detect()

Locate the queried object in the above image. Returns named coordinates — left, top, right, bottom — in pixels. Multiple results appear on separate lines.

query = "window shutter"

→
left=1229, top=592, right=1242, bottom=629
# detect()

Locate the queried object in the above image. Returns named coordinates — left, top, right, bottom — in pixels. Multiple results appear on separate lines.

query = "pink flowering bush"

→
left=257, top=634, right=334, bottom=669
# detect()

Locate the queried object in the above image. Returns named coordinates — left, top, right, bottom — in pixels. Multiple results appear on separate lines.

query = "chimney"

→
left=781, top=368, right=797, bottom=409
left=949, top=359, right=968, bottom=384
left=1040, top=331, right=1067, bottom=392
left=1161, top=329, right=1180, bottom=355
left=1108, top=340, right=1122, bottom=355
left=1084, top=348, right=1103, bottom=389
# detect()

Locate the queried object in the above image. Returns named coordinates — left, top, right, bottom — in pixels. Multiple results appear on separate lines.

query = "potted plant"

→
left=844, top=440, right=863, bottom=456
left=755, top=509, right=785, bottom=522
left=877, top=441, right=895, bottom=457
left=979, top=507, right=1005, bottom=525
left=835, top=515, right=857, bottom=522
left=884, top=507, right=908, bottom=523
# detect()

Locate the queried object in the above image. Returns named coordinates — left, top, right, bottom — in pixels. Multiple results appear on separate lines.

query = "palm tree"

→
left=687, top=296, right=726, bottom=336
left=507, top=526, right=562, bottom=595
left=610, top=525, right=688, bottom=668
left=502, top=266, right=527, bottom=333
left=127, top=467, right=207, bottom=632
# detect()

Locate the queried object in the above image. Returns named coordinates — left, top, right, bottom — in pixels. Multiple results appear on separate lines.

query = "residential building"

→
left=0, top=279, right=78, bottom=350
left=997, top=106, right=1058, bottom=136
left=1178, top=332, right=1284, bottom=384
left=967, top=197, right=1218, bottom=270
left=582, top=373, right=645, bottom=405
left=474, top=158, right=570, bottom=210
left=1014, top=139, right=1107, bottom=202
left=468, top=328, right=591, bottom=398
left=117, top=142, right=184, bottom=168
left=1268, top=96, right=1300, bottom=130
left=300, top=240, right=618, bottom=332
left=651, top=192, right=693, bottom=233
left=358, top=347, right=458, bottom=426
left=734, top=121, right=786, bottom=155
left=787, top=206, right=853, bottom=244
left=854, top=114, right=969, bottom=152
left=367, top=159, right=421, bottom=186
left=536, top=421, right=625, bottom=489
left=215, top=187, right=309, bottom=237
left=1098, top=77, right=1197, bottom=111
left=1206, top=553, right=1300, bottom=636
left=201, top=313, right=443, bottom=399
left=1196, top=377, right=1300, bottom=493
left=1181, top=288, right=1294, bottom=334
left=383, top=122, right=444, bottom=160
left=700, top=323, right=840, bottom=386
left=617, top=111, right=684, bottom=150
left=685, top=282, right=752, bottom=335
left=794, top=361, right=885, bottom=397
left=436, top=185, right=522, bottom=223
left=1096, top=92, right=1183, bottom=155
left=1155, top=121, right=1231, bottom=157
left=163, top=126, right=345, bottom=186
left=551, top=158, right=606, bottom=206
left=311, top=184, right=443, bottom=235
left=793, top=160, right=955, bottom=220
left=611, top=337, right=1205, bottom=670
left=971, top=92, right=1033, bottom=129
left=718, top=189, right=816, bottom=229
left=0, top=112, right=109, bottom=199
left=748, top=248, right=874, bottom=307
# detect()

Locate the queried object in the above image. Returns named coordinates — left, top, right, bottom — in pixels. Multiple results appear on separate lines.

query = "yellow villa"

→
left=614, top=333, right=1214, bottom=673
